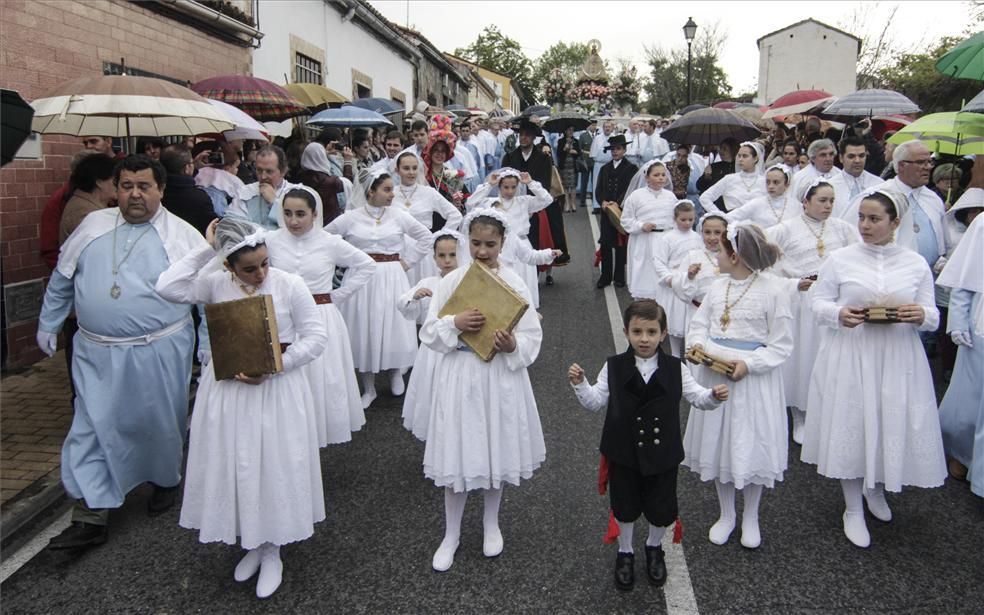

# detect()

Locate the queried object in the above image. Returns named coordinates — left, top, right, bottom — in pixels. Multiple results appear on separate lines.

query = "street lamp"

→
left=683, top=17, right=698, bottom=106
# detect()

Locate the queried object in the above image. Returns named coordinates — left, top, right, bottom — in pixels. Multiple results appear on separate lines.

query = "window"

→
left=295, top=52, right=322, bottom=85
left=355, top=83, right=371, bottom=99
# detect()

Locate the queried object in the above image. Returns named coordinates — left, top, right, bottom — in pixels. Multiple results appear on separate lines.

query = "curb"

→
left=0, top=467, right=68, bottom=552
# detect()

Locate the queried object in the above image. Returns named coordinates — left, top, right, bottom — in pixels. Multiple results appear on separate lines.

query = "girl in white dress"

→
left=398, top=231, right=466, bottom=440
left=266, top=187, right=375, bottom=446
left=421, top=208, right=545, bottom=572
left=670, top=212, right=728, bottom=336
left=325, top=168, right=433, bottom=408
left=699, top=141, right=767, bottom=212
left=682, top=223, right=793, bottom=549
left=801, top=190, right=946, bottom=548
left=651, top=200, right=701, bottom=356
left=392, top=151, right=463, bottom=286
left=620, top=160, right=678, bottom=300
left=767, top=180, right=858, bottom=445
left=156, top=217, right=327, bottom=599
left=726, top=165, right=801, bottom=229
left=465, top=168, right=552, bottom=308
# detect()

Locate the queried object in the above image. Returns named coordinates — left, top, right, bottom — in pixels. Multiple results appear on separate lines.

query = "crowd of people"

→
left=30, top=102, right=982, bottom=598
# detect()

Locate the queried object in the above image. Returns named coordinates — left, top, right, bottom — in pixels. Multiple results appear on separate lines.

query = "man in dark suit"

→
left=501, top=117, right=553, bottom=188
left=577, top=122, right=596, bottom=208
left=594, top=135, right=638, bottom=288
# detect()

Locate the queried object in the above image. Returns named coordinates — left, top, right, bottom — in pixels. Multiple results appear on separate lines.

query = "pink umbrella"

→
left=762, top=89, right=836, bottom=120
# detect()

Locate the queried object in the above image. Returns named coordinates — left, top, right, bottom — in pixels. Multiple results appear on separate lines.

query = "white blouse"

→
left=767, top=215, right=859, bottom=279
left=397, top=275, right=439, bottom=326
left=699, top=172, right=767, bottom=212
left=672, top=248, right=724, bottom=304
left=621, top=187, right=678, bottom=233
left=726, top=194, right=802, bottom=229
left=810, top=242, right=940, bottom=332
left=324, top=205, right=432, bottom=265
left=465, top=181, right=552, bottom=238
left=393, top=183, right=462, bottom=232
left=265, top=227, right=376, bottom=300
left=155, top=244, right=327, bottom=373
left=653, top=229, right=701, bottom=285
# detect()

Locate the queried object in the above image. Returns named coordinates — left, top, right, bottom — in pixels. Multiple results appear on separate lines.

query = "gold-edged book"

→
left=685, top=347, right=735, bottom=376
left=864, top=306, right=901, bottom=324
left=438, top=261, right=529, bottom=362
left=205, top=295, right=284, bottom=380
left=602, top=202, right=627, bottom=235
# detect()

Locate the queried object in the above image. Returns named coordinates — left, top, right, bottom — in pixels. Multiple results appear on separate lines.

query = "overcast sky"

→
left=368, top=1, right=973, bottom=95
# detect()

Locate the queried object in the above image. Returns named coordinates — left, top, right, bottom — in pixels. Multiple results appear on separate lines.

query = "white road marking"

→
left=586, top=209, right=700, bottom=615
left=0, top=509, right=71, bottom=584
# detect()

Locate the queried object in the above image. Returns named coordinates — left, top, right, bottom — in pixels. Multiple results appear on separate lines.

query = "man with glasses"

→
left=227, top=145, right=303, bottom=230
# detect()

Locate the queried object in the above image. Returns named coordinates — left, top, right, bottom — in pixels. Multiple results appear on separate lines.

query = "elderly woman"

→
left=931, top=163, right=963, bottom=207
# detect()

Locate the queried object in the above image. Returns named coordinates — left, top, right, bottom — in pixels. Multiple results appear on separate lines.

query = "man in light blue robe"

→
left=227, top=144, right=300, bottom=230
left=37, top=155, right=207, bottom=550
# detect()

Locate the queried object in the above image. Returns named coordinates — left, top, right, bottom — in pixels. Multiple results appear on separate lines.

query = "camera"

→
left=207, top=150, right=225, bottom=165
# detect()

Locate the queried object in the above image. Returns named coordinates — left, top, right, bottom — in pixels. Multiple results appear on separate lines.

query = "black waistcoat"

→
left=599, top=348, right=684, bottom=476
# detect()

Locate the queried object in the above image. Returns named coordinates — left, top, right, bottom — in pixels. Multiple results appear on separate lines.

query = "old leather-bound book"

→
left=438, top=261, right=529, bottom=362
left=603, top=202, right=627, bottom=235
left=205, top=295, right=284, bottom=380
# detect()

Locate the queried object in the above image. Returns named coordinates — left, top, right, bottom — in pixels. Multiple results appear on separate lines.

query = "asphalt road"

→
left=2, top=208, right=982, bottom=614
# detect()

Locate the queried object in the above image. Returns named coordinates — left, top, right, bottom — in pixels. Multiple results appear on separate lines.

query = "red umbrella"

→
left=713, top=101, right=738, bottom=109
left=762, top=89, right=836, bottom=120
left=191, top=75, right=307, bottom=122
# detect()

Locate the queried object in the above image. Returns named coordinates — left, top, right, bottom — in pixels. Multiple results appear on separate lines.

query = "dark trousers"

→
left=63, top=316, right=78, bottom=402
left=577, top=161, right=592, bottom=205
left=599, top=243, right=626, bottom=285
left=608, top=461, right=678, bottom=527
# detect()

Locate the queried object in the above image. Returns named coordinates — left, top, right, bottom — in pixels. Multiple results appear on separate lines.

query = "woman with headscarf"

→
left=726, top=165, right=801, bottom=229
left=155, top=217, right=327, bottom=599
left=298, top=142, right=347, bottom=225
left=670, top=212, right=729, bottom=334
left=801, top=189, right=946, bottom=548
left=699, top=141, right=767, bottom=213
left=620, top=160, right=677, bottom=300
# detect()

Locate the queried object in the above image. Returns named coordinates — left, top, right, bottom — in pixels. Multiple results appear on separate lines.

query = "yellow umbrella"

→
left=887, top=111, right=984, bottom=156
left=285, top=83, right=348, bottom=108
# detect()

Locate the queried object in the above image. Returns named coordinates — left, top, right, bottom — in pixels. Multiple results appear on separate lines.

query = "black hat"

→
left=604, top=134, right=631, bottom=152
left=515, top=116, right=542, bottom=136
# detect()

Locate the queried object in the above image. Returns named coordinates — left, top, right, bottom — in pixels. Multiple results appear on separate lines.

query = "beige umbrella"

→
left=732, top=106, right=775, bottom=131
left=31, top=75, right=234, bottom=137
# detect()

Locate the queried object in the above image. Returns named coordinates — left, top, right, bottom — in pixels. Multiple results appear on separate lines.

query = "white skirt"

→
left=655, top=282, right=690, bottom=338
left=782, top=290, right=823, bottom=410
left=627, top=233, right=661, bottom=299
left=405, top=236, right=439, bottom=287
left=517, top=237, right=541, bottom=309
left=401, top=344, right=441, bottom=441
left=682, top=339, right=788, bottom=489
left=179, top=365, right=325, bottom=549
left=338, top=260, right=418, bottom=373
left=423, top=349, right=545, bottom=492
left=303, top=303, right=365, bottom=446
left=801, top=323, right=946, bottom=491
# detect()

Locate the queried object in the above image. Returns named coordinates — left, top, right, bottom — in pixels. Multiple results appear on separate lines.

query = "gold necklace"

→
left=238, top=282, right=258, bottom=296
left=702, top=249, right=720, bottom=275
left=364, top=205, right=385, bottom=225
left=720, top=272, right=758, bottom=331
left=802, top=214, right=828, bottom=257
left=738, top=172, right=758, bottom=192
left=109, top=213, right=153, bottom=299
left=769, top=196, right=788, bottom=224
left=399, top=183, right=417, bottom=207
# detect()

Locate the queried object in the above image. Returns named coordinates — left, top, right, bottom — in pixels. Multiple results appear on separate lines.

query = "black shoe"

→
left=47, top=522, right=108, bottom=550
left=614, top=551, right=635, bottom=591
left=613, top=280, right=626, bottom=288
left=553, top=254, right=571, bottom=266
left=592, top=208, right=602, bottom=215
left=147, top=484, right=179, bottom=517
left=644, top=545, right=667, bottom=587
left=596, top=278, right=611, bottom=289
left=545, top=275, right=554, bottom=286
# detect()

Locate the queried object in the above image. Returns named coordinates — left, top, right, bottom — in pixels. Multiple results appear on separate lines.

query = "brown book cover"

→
left=438, top=261, right=530, bottom=362
left=603, top=202, right=627, bottom=235
left=205, top=295, right=284, bottom=380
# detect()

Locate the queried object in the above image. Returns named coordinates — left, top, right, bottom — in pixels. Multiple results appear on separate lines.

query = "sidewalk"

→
left=0, top=352, right=73, bottom=542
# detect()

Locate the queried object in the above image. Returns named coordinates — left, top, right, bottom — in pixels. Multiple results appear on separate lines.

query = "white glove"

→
left=951, top=330, right=974, bottom=348
left=197, top=349, right=212, bottom=366
left=36, top=331, right=57, bottom=357
left=933, top=256, right=948, bottom=275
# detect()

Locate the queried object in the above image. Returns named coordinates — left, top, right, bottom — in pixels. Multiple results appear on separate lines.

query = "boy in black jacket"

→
left=569, top=300, right=728, bottom=591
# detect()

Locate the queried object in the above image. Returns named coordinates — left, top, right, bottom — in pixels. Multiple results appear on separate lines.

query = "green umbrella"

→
left=887, top=111, right=984, bottom=155
left=935, top=31, right=984, bottom=81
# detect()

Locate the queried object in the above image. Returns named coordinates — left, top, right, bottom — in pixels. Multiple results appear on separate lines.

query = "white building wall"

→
left=251, top=0, right=414, bottom=127
left=756, top=21, right=858, bottom=104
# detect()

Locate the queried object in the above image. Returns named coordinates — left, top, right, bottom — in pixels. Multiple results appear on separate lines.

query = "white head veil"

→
left=736, top=141, right=765, bottom=175
left=462, top=205, right=512, bottom=237
left=626, top=159, right=674, bottom=196
left=494, top=167, right=529, bottom=196
left=352, top=166, right=393, bottom=210
left=275, top=184, right=324, bottom=229
left=216, top=217, right=266, bottom=261
left=795, top=176, right=835, bottom=204
left=431, top=228, right=472, bottom=269
left=937, top=213, right=984, bottom=334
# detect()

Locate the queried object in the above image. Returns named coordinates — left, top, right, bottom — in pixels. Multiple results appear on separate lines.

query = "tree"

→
left=877, top=36, right=981, bottom=113
left=532, top=42, right=594, bottom=100
left=641, top=22, right=731, bottom=115
left=838, top=4, right=909, bottom=88
left=454, top=26, right=537, bottom=105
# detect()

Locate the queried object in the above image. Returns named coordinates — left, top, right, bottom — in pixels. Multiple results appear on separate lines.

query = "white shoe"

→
left=361, top=388, right=377, bottom=410
left=708, top=517, right=735, bottom=545
left=390, top=370, right=406, bottom=396
left=740, top=519, right=761, bottom=549
left=256, top=551, right=283, bottom=599
left=842, top=512, right=871, bottom=548
left=483, top=527, right=503, bottom=558
left=792, top=421, right=805, bottom=445
left=233, top=549, right=261, bottom=582
left=432, top=538, right=459, bottom=572
left=863, top=488, right=892, bottom=522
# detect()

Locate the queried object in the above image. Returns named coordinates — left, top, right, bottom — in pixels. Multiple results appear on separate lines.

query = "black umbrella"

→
left=660, top=108, right=761, bottom=146
left=542, top=111, right=591, bottom=134
left=2, top=89, right=35, bottom=166
left=522, top=104, right=552, bottom=118
left=678, top=103, right=709, bottom=116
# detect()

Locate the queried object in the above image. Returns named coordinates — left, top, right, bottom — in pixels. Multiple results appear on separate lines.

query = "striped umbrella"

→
left=762, top=89, right=835, bottom=119
left=306, top=106, right=393, bottom=128
left=821, top=89, right=920, bottom=119
left=886, top=112, right=984, bottom=156
left=963, top=89, right=984, bottom=113
left=191, top=75, right=307, bottom=122
left=660, top=108, right=761, bottom=145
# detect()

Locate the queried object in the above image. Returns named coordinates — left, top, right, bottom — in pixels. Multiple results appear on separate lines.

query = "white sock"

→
left=255, top=543, right=282, bottom=599
left=709, top=480, right=736, bottom=545
left=389, top=368, right=406, bottom=396
left=864, top=483, right=892, bottom=522
left=646, top=524, right=666, bottom=548
left=840, top=478, right=870, bottom=548
left=617, top=521, right=634, bottom=554
left=791, top=407, right=806, bottom=445
left=740, top=484, right=763, bottom=548
left=433, top=488, right=467, bottom=571
left=483, top=487, right=504, bottom=557
left=359, top=372, right=377, bottom=408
